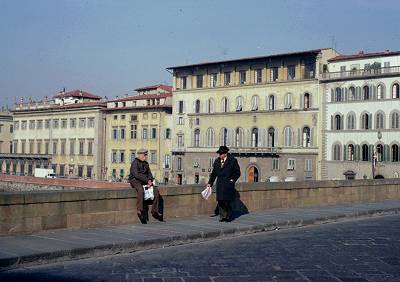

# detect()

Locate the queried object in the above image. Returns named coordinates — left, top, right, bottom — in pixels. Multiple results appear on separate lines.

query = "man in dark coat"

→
left=129, top=148, right=163, bottom=223
left=207, top=146, right=241, bottom=222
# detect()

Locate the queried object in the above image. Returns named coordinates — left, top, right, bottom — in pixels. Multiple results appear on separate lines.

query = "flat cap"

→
left=137, top=148, right=148, bottom=154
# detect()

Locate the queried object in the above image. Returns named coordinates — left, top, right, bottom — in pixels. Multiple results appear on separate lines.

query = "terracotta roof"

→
left=134, top=84, right=173, bottom=93
left=102, top=105, right=172, bottom=112
left=53, top=90, right=102, bottom=100
left=167, top=48, right=330, bottom=70
left=108, top=92, right=172, bottom=103
left=329, top=50, right=400, bottom=62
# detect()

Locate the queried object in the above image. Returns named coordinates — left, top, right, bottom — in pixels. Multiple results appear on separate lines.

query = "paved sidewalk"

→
left=1, top=200, right=400, bottom=271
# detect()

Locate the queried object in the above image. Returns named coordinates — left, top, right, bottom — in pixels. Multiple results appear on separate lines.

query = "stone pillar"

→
left=16, top=161, right=21, bottom=175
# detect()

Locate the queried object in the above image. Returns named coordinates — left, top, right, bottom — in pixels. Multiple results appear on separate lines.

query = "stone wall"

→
left=0, top=179, right=399, bottom=235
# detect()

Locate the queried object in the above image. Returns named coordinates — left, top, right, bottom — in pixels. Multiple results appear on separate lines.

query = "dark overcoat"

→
left=208, top=155, right=241, bottom=201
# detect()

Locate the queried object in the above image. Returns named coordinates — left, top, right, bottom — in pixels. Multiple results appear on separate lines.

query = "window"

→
left=270, top=67, right=278, bottom=81
left=120, top=150, right=125, bottom=163
left=334, top=114, right=342, bottom=130
left=349, top=87, right=356, bottom=100
left=304, top=63, right=315, bottom=79
left=361, top=113, right=371, bottom=129
left=164, top=155, right=171, bottom=168
left=305, top=159, right=312, bottom=172
left=348, top=144, right=355, bottom=161
left=130, top=115, right=138, bottom=122
left=239, top=70, right=246, bottom=84
left=120, top=128, right=126, bottom=140
left=37, top=141, right=42, bottom=154
left=88, top=141, right=93, bottom=155
left=392, top=144, right=399, bottom=162
left=150, top=151, right=157, bottom=164
left=178, top=116, right=184, bottom=125
left=60, top=119, right=67, bottom=129
left=287, top=159, right=296, bottom=170
left=376, top=112, right=385, bottom=129
left=392, top=83, right=400, bottom=98
left=121, top=114, right=125, bottom=120
left=210, top=73, right=217, bottom=87
left=29, top=141, right=34, bottom=154
left=195, top=100, right=201, bottom=113
left=177, top=157, right=182, bottom=170
left=181, top=76, right=187, bottom=89
left=194, top=129, right=200, bottom=147
left=391, top=112, right=400, bottom=129
left=333, top=144, right=341, bottom=161
left=151, top=127, right=157, bottom=139
left=362, top=144, right=369, bottom=161
left=29, top=120, right=35, bottom=130
left=284, top=93, right=292, bottom=109
left=377, top=144, right=383, bottom=162
left=255, top=69, right=262, bottom=83
left=21, top=120, right=27, bottom=130
left=9, top=125, right=13, bottom=133
left=303, top=93, right=310, bottom=109
left=86, top=166, right=93, bottom=178
left=221, top=97, right=229, bottom=112
left=59, top=164, right=65, bottom=177
left=224, top=72, right=231, bottom=86
left=113, top=115, right=118, bottom=120
left=112, top=128, right=118, bottom=140
left=61, top=140, right=66, bottom=155
left=79, top=118, right=86, bottom=128
left=362, top=86, right=370, bottom=100
left=45, top=142, right=49, bottom=154
left=142, top=128, right=148, bottom=139
left=70, top=118, right=76, bottom=128
left=236, top=96, right=243, bottom=111
left=251, top=96, right=259, bottom=111
left=377, top=84, right=384, bottom=100
left=272, top=159, right=279, bottom=170
left=130, top=124, right=137, bottom=139
left=111, top=151, right=117, bottom=163
left=284, top=127, right=292, bottom=147
left=302, top=127, right=311, bottom=147
left=178, top=101, right=184, bottom=113
left=207, top=98, right=214, bottom=113
left=287, top=65, right=295, bottom=80
left=177, top=135, right=184, bottom=147
left=196, top=75, right=203, bottom=88
left=268, top=127, right=275, bottom=147
left=88, top=118, right=94, bottom=128
left=79, top=140, right=84, bottom=155
left=78, top=166, right=83, bottom=178
left=251, top=128, right=259, bottom=147
left=14, top=121, right=19, bottom=131
left=53, top=141, right=58, bottom=155
left=206, top=128, right=215, bottom=147
left=235, top=128, right=244, bottom=147
left=220, top=128, right=228, bottom=146
left=70, top=140, right=75, bottom=155
left=165, top=128, right=171, bottom=139
left=335, top=88, right=342, bottom=102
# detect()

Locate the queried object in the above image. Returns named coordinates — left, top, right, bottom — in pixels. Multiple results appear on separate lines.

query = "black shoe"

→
left=152, top=212, right=164, bottom=222
left=138, top=212, right=147, bottom=224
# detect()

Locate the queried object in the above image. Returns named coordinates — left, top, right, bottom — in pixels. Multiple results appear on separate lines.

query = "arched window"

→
left=375, top=112, right=385, bottom=129
left=251, top=95, right=259, bottom=111
left=235, top=96, right=243, bottom=111
left=362, top=144, right=369, bottom=161
left=335, top=87, right=342, bottom=102
left=235, top=128, right=244, bottom=147
left=268, top=95, right=275, bottom=110
left=284, top=127, right=292, bottom=147
left=220, top=127, right=228, bottom=146
left=348, top=87, right=356, bottom=101
left=268, top=127, right=275, bottom=147
left=377, top=84, right=384, bottom=99
left=221, top=97, right=229, bottom=112
left=206, top=128, right=215, bottom=147
left=304, top=93, right=310, bottom=109
left=392, top=83, right=400, bottom=98
left=251, top=128, right=259, bottom=147
left=333, top=144, right=341, bottom=161
left=346, top=113, right=356, bottom=129
left=207, top=98, right=214, bottom=113
left=194, top=129, right=200, bottom=147
left=377, top=144, right=384, bottom=162
left=284, top=93, right=292, bottom=109
left=361, top=113, right=371, bottom=129
left=194, top=100, right=201, bottom=113
left=302, top=127, right=311, bottom=147
left=334, top=114, right=342, bottom=130
left=392, top=144, right=399, bottom=162
left=363, top=86, right=370, bottom=100
left=391, top=112, right=400, bottom=129
left=348, top=144, right=355, bottom=161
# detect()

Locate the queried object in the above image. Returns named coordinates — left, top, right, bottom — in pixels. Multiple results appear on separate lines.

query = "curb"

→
left=1, top=208, right=399, bottom=271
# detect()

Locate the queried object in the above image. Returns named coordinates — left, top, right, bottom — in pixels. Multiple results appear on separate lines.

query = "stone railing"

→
left=0, top=179, right=399, bottom=235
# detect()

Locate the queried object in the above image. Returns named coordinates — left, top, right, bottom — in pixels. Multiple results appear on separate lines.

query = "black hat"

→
left=216, top=146, right=229, bottom=154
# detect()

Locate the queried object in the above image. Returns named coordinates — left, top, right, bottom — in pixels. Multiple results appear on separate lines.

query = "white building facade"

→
left=321, top=51, right=400, bottom=180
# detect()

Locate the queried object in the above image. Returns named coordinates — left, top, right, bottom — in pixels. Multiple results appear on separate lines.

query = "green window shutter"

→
left=343, top=145, right=347, bottom=161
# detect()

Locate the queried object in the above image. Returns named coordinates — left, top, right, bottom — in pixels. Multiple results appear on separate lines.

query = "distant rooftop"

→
left=109, top=92, right=172, bottom=103
left=134, top=84, right=172, bottom=92
left=54, top=90, right=102, bottom=100
left=329, top=50, right=400, bottom=62
left=167, top=48, right=331, bottom=70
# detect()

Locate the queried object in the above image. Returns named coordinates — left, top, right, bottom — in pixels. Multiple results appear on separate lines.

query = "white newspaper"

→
left=201, top=186, right=212, bottom=200
left=143, top=185, right=154, bottom=201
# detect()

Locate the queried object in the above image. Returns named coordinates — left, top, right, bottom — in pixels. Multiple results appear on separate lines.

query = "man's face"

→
left=219, top=153, right=227, bottom=159
left=138, top=153, right=148, bottom=161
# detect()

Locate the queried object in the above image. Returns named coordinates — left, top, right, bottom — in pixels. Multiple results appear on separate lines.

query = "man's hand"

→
left=148, top=180, right=153, bottom=187
left=230, top=179, right=234, bottom=182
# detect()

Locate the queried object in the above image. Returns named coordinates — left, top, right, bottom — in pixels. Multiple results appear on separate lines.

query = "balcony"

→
left=320, top=66, right=400, bottom=81
left=171, top=146, right=185, bottom=155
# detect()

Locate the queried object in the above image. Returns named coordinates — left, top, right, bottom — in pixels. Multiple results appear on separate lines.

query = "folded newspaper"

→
left=143, top=185, right=154, bottom=201
left=201, top=186, right=212, bottom=200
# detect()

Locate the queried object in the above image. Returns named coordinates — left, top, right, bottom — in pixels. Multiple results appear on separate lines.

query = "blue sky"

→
left=1, top=0, right=399, bottom=106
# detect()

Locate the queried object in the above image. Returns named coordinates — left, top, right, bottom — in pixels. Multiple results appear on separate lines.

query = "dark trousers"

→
left=130, top=180, right=161, bottom=215
left=218, top=200, right=232, bottom=220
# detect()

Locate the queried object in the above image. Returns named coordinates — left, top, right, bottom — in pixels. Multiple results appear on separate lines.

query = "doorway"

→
left=247, top=166, right=259, bottom=182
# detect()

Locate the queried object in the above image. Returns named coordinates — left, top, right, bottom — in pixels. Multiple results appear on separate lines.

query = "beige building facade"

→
left=9, top=90, right=106, bottom=179
left=0, top=111, right=13, bottom=155
left=104, top=85, right=173, bottom=184
left=168, top=49, right=338, bottom=184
